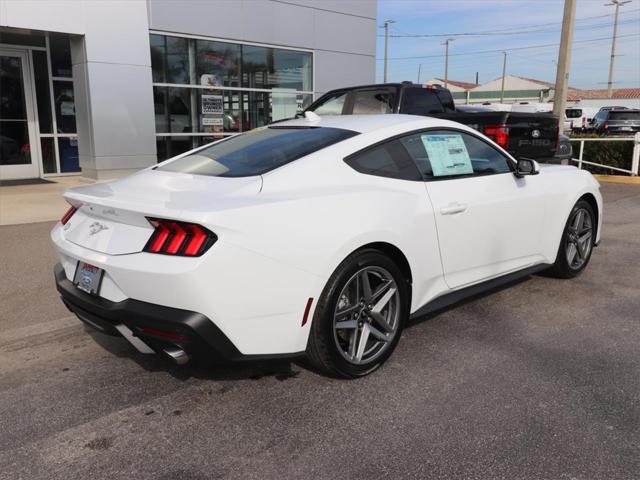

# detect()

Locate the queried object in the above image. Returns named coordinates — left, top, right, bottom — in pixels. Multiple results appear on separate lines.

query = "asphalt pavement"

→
left=0, top=183, right=638, bottom=480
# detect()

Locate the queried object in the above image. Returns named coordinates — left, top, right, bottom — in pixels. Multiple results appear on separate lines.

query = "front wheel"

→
left=547, top=200, right=596, bottom=278
left=306, top=249, right=409, bottom=378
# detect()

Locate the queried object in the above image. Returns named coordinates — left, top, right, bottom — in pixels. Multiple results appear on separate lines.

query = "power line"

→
left=376, top=8, right=640, bottom=38
left=376, top=33, right=640, bottom=61
left=381, top=18, right=639, bottom=38
left=389, top=35, right=640, bottom=70
left=384, top=34, right=640, bottom=66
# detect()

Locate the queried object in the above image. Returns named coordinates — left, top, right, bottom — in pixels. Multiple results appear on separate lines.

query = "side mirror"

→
left=515, top=158, right=540, bottom=178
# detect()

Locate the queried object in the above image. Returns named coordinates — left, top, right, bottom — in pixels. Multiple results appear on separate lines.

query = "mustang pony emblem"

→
left=88, top=221, right=109, bottom=236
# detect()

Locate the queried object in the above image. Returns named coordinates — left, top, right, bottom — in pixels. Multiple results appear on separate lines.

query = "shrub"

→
left=569, top=133, right=636, bottom=175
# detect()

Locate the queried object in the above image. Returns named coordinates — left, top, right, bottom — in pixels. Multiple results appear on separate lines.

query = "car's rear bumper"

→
left=603, top=127, right=640, bottom=134
left=54, top=263, right=304, bottom=362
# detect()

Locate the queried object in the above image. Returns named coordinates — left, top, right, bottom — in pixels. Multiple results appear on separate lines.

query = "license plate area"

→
left=73, top=261, right=104, bottom=295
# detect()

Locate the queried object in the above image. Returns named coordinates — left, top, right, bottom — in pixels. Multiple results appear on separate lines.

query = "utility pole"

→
left=500, top=51, right=507, bottom=103
left=442, top=38, right=454, bottom=88
left=383, top=19, right=396, bottom=83
left=605, top=0, right=631, bottom=98
left=553, top=0, right=576, bottom=119
left=417, top=64, right=422, bottom=84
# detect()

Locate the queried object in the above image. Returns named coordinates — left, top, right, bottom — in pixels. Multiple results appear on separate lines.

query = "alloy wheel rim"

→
left=565, top=207, right=593, bottom=270
left=332, top=266, right=400, bottom=365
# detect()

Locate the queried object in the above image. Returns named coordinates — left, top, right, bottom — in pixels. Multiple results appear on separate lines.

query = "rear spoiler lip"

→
left=62, top=189, right=190, bottom=226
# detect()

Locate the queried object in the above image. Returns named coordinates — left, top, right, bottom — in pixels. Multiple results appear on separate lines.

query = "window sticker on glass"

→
left=201, top=94, right=223, bottom=114
left=421, top=134, right=473, bottom=177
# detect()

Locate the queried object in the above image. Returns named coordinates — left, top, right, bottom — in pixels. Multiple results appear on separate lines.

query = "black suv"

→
left=591, top=108, right=640, bottom=135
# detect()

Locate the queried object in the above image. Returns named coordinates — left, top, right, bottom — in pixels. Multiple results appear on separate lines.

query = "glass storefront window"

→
left=195, top=39, right=240, bottom=88
left=0, top=31, right=79, bottom=175
left=151, top=34, right=313, bottom=161
left=49, top=34, right=72, bottom=77
left=156, top=136, right=197, bottom=161
left=194, top=136, right=218, bottom=149
left=0, top=54, right=31, bottom=166
left=0, top=31, right=46, bottom=47
left=150, top=34, right=165, bottom=83
left=150, top=34, right=190, bottom=85
left=197, top=89, right=241, bottom=133
left=58, top=136, right=80, bottom=173
left=33, top=51, right=53, bottom=134
left=154, top=86, right=192, bottom=134
left=53, top=81, right=76, bottom=133
left=40, top=137, right=56, bottom=174
left=242, top=91, right=271, bottom=131
left=242, top=46, right=312, bottom=91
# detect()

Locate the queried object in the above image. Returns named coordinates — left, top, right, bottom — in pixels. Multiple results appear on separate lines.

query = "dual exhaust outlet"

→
left=163, top=347, right=190, bottom=365
left=114, top=323, right=190, bottom=365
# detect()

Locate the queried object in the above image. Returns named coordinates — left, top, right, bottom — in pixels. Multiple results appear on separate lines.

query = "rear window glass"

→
left=565, top=109, right=582, bottom=118
left=351, top=89, right=396, bottom=115
left=157, top=127, right=358, bottom=177
left=400, top=88, right=445, bottom=115
left=609, top=111, right=640, bottom=120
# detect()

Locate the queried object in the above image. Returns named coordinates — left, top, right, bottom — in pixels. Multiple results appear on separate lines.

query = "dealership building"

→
left=0, top=0, right=376, bottom=180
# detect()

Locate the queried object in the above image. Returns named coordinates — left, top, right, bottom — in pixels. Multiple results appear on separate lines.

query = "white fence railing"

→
left=570, top=132, right=640, bottom=176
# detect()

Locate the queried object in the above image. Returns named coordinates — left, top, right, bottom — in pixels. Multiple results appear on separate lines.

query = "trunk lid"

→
left=62, top=169, right=262, bottom=255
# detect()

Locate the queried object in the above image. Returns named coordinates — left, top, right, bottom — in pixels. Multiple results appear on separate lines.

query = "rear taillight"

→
left=483, top=124, right=509, bottom=149
left=604, top=122, right=609, bottom=129
left=143, top=218, right=216, bottom=257
left=61, top=205, right=77, bottom=225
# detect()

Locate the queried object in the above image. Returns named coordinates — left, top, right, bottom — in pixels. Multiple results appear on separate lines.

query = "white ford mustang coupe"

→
left=52, top=114, right=602, bottom=377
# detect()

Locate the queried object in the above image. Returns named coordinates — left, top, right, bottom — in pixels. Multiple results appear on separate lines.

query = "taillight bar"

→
left=483, top=124, right=509, bottom=149
left=61, top=205, right=78, bottom=225
left=144, top=218, right=216, bottom=257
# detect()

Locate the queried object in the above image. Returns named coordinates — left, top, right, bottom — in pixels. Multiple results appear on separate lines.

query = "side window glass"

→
left=462, top=132, right=512, bottom=175
left=401, top=130, right=512, bottom=180
left=399, top=134, right=433, bottom=177
left=345, top=139, right=422, bottom=180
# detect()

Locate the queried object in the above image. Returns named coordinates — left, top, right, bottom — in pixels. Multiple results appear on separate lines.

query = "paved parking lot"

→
left=0, top=183, right=638, bottom=480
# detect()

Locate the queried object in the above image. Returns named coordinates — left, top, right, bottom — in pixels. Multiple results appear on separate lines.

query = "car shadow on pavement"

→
left=85, top=326, right=302, bottom=382
left=405, top=273, right=537, bottom=328
left=82, top=273, right=552, bottom=382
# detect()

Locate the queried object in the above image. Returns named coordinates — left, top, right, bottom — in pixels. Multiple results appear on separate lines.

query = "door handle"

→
left=440, top=203, right=468, bottom=215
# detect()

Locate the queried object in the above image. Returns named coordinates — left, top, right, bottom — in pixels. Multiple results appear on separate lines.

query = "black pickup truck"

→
left=304, top=82, right=560, bottom=161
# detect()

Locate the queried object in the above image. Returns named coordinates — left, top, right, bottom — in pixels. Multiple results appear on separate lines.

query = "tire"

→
left=306, top=249, right=409, bottom=378
left=547, top=200, right=596, bottom=279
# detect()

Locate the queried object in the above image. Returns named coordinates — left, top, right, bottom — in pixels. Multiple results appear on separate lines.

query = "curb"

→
left=594, top=175, right=640, bottom=185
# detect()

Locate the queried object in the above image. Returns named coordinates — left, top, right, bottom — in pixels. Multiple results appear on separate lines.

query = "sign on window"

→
left=421, top=134, right=473, bottom=177
left=201, top=94, right=223, bottom=114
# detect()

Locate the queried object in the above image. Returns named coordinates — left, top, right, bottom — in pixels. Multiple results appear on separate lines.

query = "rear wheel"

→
left=306, top=249, right=409, bottom=378
left=547, top=200, right=596, bottom=278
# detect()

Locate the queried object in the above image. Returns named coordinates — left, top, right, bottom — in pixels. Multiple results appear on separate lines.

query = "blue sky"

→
left=375, top=0, right=640, bottom=89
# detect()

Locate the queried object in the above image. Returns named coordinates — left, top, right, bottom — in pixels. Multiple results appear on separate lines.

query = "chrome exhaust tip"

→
left=163, top=347, right=190, bottom=365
